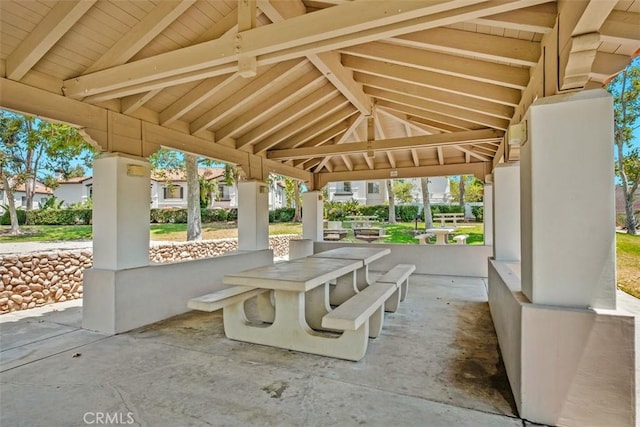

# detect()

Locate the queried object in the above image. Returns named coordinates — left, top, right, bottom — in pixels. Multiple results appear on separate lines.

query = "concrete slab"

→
left=0, top=273, right=521, bottom=426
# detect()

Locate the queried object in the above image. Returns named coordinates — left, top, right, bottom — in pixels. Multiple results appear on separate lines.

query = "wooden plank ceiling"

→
left=0, top=0, right=638, bottom=187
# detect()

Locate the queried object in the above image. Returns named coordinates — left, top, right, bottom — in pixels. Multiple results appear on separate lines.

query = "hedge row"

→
left=1, top=209, right=92, bottom=225
left=325, top=201, right=467, bottom=222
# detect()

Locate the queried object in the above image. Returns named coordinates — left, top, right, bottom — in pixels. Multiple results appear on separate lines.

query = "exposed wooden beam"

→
left=342, top=41, right=529, bottom=90
left=298, top=122, right=350, bottom=149
left=121, top=90, right=162, bottom=115
left=469, top=3, right=557, bottom=34
left=455, top=146, right=491, bottom=162
left=190, top=59, right=305, bottom=134
left=258, top=0, right=372, bottom=115
left=388, top=26, right=540, bottom=67
left=341, top=155, right=354, bottom=171
left=376, top=108, right=437, bottom=135
left=268, top=129, right=502, bottom=160
left=437, top=147, right=444, bottom=165
left=355, top=72, right=514, bottom=119
left=600, top=11, right=640, bottom=46
left=365, top=87, right=510, bottom=130
left=268, top=106, right=356, bottom=151
left=317, top=162, right=491, bottom=188
left=253, top=95, right=349, bottom=153
left=6, top=0, right=96, bottom=81
left=236, top=84, right=338, bottom=149
left=62, top=0, right=549, bottom=98
left=374, top=99, right=477, bottom=132
left=314, top=114, right=365, bottom=172
left=216, top=69, right=324, bottom=141
left=238, top=0, right=258, bottom=77
left=85, top=0, right=196, bottom=74
left=342, top=56, right=521, bottom=106
left=558, top=0, right=617, bottom=90
left=160, top=74, right=239, bottom=126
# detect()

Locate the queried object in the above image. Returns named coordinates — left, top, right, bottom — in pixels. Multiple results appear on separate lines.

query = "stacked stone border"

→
left=0, top=234, right=300, bottom=314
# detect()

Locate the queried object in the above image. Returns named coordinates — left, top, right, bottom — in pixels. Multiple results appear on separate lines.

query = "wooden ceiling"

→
left=0, top=0, right=638, bottom=187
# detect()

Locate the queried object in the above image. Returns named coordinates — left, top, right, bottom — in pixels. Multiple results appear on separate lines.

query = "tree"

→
left=608, top=59, right=640, bottom=234
left=282, top=176, right=303, bottom=222
left=458, top=175, right=466, bottom=209
left=450, top=176, right=484, bottom=204
left=421, top=177, right=433, bottom=229
left=386, top=179, right=396, bottom=224
left=185, top=154, right=202, bottom=241
left=0, top=111, right=94, bottom=232
left=392, top=180, right=415, bottom=204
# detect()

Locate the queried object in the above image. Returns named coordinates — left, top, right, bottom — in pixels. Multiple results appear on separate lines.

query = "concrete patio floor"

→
left=1, top=273, right=527, bottom=426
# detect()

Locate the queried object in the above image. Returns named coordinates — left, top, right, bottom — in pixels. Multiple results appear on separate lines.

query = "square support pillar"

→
left=238, top=180, right=269, bottom=251
left=92, top=153, right=150, bottom=270
left=493, top=163, right=520, bottom=261
left=483, top=183, right=493, bottom=246
left=521, top=89, right=616, bottom=309
left=302, top=191, right=323, bottom=241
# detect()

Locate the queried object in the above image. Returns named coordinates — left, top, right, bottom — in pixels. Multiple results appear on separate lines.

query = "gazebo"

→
left=1, top=1, right=638, bottom=425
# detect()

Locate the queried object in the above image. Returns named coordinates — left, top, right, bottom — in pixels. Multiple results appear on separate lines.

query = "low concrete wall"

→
left=314, top=242, right=493, bottom=277
left=83, top=250, right=274, bottom=335
left=488, top=259, right=637, bottom=426
left=0, top=235, right=300, bottom=315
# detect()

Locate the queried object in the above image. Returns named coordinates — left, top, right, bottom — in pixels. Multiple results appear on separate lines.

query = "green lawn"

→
left=1, top=223, right=637, bottom=299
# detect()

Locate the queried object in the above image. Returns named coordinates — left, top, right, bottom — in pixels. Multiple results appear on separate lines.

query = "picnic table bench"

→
left=433, top=212, right=465, bottom=226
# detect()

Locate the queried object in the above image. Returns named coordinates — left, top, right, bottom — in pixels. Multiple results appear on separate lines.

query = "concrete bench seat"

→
left=188, top=286, right=268, bottom=312
left=376, top=264, right=416, bottom=312
left=453, top=234, right=469, bottom=244
left=322, top=282, right=396, bottom=339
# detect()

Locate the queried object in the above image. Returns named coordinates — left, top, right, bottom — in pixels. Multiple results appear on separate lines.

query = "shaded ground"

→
left=0, top=273, right=522, bottom=426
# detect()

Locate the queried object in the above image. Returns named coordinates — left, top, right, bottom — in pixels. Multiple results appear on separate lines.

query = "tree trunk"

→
left=185, top=154, right=202, bottom=241
left=459, top=175, right=466, bottom=209
left=421, top=177, right=433, bottom=229
left=293, top=181, right=302, bottom=222
left=616, top=139, right=638, bottom=234
left=387, top=179, right=396, bottom=224
left=1, top=173, right=20, bottom=234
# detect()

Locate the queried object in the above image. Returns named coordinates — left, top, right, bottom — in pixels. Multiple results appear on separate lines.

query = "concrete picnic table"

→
left=425, top=227, right=456, bottom=245
left=222, top=257, right=370, bottom=360
left=311, top=247, right=391, bottom=304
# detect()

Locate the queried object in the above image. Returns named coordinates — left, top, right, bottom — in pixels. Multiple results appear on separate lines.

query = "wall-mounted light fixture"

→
left=508, top=121, right=527, bottom=146
left=127, top=165, right=147, bottom=177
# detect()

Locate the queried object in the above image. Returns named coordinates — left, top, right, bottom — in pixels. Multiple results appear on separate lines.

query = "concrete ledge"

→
left=314, top=242, right=492, bottom=277
left=488, top=259, right=636, bottom=426
left=83, top=250, right=273, bottom=335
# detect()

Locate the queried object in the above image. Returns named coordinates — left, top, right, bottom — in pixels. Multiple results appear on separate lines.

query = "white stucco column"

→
left=521, top=89, right=615, bottom=309
left=302, top=191, right=323, bottom=241
left=493, top=163, right=520, bottom=261
left=237, top=180, right=269, bottom=251
left=483, top=182, right=493, bottom=246
left=92, top=153, right=150, bottom=270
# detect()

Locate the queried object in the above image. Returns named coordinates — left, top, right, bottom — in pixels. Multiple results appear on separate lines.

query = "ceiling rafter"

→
left=314, top=114, right=365, bottom=172
left=468, top=3, right=557, bottom=33
left=342, top=55, right=521, bottom=106
left=258, top=0, right=372, bottom=115
left=355, top=72, right=514, bottom=120
left=365, top=87, right=510, bottom=130
left=253, top=95, right=350, bottom=153
left=387, top=26, right=540, bottom=67
left=267, top=129, right=502, bottom=160
left=235, top=84, right=338, bottom=149
left=455, top=145, right=491, bottom=162
left=62, top=0, right=550, bottom=99
left=340, top=41, right=530, bottom=90
left=372, top=110, right=395, bottom=169
left=190, top=59, right=306, bottom=134
left=216, top=70, right=325, bottom=142
left=374, top=99, right=478, bottom=132
left=6, top=0, right=96, bottom=81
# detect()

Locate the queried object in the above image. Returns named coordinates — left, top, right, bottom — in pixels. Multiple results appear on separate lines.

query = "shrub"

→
left=25, top=209, right=91, bottom=225
left=0, top=208, right=27, bottom=225
left=471, top=206, right=484, bottom=222
left=395, top=205, right=420, bottom=222
left=269, top=207, right=295, bottom=223
left=227, top=208, right=238, bottom=222
left=150, top=208, right=188, bottom=224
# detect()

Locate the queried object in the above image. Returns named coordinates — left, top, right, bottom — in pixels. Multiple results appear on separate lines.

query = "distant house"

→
left=328, top=177, right=452, bottom=205
left=0, top=178, right=53, bottom=209
left=54, top=168, right=287, bottom=210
